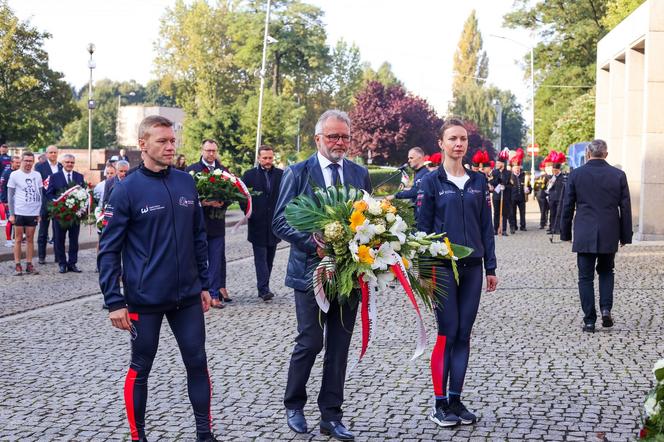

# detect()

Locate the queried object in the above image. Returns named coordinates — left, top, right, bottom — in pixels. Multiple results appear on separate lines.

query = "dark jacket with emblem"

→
left=98, top=165, right=209, bottom=313
left=241, top=166, right=283, bottom=246
left=272, top=154, right=372, bottom=291
left=186, top=159, right=229, bottom=237
left=417, top=168, right=497, bottom=274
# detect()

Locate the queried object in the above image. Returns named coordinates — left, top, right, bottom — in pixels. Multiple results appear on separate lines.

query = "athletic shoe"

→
left=14, top=263, right=23, bottom=276
left=428, top=405, right=460, bottom=427
left=25, top=263, right=39, bottom=275
left=4, top=240, right=13, bottom=248
left=449, top=398, right=477, bottom=425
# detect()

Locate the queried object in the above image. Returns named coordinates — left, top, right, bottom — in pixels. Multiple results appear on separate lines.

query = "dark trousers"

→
left=549, top=199, right=561, bottom=233
left=284, top=289, right=358, bottom=421
left=492, top=194, right=511, bottom=233
left=53, top=222, right=80, bottom=265
left=431, top=264, right=483, bottom=397
left=577, top=253, right=615, bottom=324
left=207, top=235, right=226, bottom=298
left=510, top=199, right=526, bottom=230
left=537, top=196, right=549, bottom=228
left=37, top=213, right=52, bottom=260
left=125, top=302, right=211, bottom=440
left=252, top=243, right=277, bottom=295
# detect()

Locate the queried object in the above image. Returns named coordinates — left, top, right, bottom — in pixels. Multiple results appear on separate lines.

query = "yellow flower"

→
left=402, top=256, right=410, bottom=269
left=353, top=200, right=368, bottom=212
left=357, top=245, right=374, bottom=264
left=444, top=237, right=453, bottom=257
left=387, top=206, right=397, bottom=214
left=349, top=210, right=366, bottom=232
left=380, top=199, right=392, bottom=210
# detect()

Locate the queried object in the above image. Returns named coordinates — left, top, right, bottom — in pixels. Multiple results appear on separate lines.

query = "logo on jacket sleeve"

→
left=178, top=196, right=195, bottom=208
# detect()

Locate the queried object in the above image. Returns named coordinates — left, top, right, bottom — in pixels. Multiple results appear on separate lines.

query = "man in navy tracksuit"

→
left=391, top=146, right=429, bottom=220
left=98, top=116, right=217, bottom=442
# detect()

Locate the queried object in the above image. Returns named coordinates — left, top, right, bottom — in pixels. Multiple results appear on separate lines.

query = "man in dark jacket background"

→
left=241, top=144, right=283, bottom=301
left=560, top=139, right=632, bottom=333
left=186, top=139, right=231, bottom=308
left=273, top=109, right=372, bottom=441
left=390, top=146, right=429, bottom=220
left=34, top=145, right=62, bottom=263
left=45, top=154, right=85, bottom=273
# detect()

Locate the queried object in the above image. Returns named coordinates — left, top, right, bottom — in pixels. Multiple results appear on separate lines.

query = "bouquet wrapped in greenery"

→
left=285, top=185, right=472, bottom=363
left=47, top=184, right=94, bottom=229
left=189, top=168, right=252, bottom=221
left=640, top=358, right=664, bottom=440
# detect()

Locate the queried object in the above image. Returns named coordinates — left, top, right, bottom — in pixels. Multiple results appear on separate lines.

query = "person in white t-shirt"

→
left=7, top=151, right=43, bottom=276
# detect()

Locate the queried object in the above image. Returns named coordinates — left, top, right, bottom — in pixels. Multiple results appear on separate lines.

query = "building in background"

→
left=117, top=106, right=185, bottom=149
left=595, top=0, right=664, bottom=240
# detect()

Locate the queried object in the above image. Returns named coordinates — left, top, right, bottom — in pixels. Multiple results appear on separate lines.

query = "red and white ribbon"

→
left=390, top=253, right=427, bottom=361
left=313, top=257, right=333, bottom=313
left=220, top=171, right=253, bottom=233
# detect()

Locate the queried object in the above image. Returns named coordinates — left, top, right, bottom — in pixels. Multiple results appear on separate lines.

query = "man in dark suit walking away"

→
left=560, top=139, right=632, bottom=333
left=273, top=109, right=372, bottom=441
left=45, top=154, right=86, bottom=273
left=35, top=145, right=63, bottom=263
left=241, top=145, right=283, bottom=301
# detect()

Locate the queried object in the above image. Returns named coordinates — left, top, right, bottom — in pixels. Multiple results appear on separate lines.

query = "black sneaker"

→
left=428, top=405, right=460, bottom=427
left=449, top=399, right=477, bottom=425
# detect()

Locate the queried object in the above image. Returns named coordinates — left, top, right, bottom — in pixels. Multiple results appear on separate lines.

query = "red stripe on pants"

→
left=124, top=367, right=139, bottom=440
left=431, top=334, right=447, bottom=396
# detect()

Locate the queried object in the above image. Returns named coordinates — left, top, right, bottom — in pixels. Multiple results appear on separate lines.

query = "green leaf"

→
left=451, top=244, right=474, bottom=259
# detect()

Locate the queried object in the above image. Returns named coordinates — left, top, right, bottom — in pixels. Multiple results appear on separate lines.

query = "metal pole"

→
left=296, top=94, right=301, bottom=153
left=255, top=0, right=272, bottom=165
left=530, top=46, right=536, bottom=188
left=88, top=56, right=93, bottom=169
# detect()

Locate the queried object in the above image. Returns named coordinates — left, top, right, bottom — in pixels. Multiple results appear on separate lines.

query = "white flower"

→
left=371, top=243, right=398, bottom=271
left=388, top=215, right=408, bottom=243
left=428, top=241, right=449, bottom=257
left=213, top=168, right=222, bottom=176
left=376, top=270, right=396, bottom=290
left=348, top=240, right=359, bottom=262
left=189, top=170, right=195, bottom=176
left=390, top=240, right=401, bottom=252
left=644, top=394, right=660, bottom=417
left=374, top=224, right=386, bottom=235
left=354, top=220, right=377, bottom=244
left=385, top=212, right=396, bottom=223
left=368, top=200, right=382, bottom=216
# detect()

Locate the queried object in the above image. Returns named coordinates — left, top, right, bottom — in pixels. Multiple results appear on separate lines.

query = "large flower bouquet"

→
left=639, top=358, right=664, bottom=440
left=189, top=168, right=253, bottom=222
left=47, top=184, right=94, bottom=229
left=285, top=186, right=472, bottom=363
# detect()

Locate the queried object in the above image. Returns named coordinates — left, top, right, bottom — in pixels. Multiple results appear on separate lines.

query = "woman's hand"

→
left=486, top=275, right=498, bottom=292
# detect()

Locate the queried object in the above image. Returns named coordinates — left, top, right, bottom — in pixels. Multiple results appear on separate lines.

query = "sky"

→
left=9, top=0, right=533, bottom=120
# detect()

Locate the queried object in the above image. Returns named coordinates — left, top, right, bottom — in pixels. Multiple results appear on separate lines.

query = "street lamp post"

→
left=490, top=34, right=536, bottom=188
left=87, top=43, right=96, bottom=170
left=255, top=0, right=272, bottom=165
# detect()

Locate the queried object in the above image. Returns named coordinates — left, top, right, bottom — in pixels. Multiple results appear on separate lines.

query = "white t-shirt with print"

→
left=8, top=169, right=43, bottom=216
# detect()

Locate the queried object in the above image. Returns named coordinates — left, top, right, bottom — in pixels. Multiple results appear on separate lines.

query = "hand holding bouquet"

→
left=48, top=185, right=93, bottom=229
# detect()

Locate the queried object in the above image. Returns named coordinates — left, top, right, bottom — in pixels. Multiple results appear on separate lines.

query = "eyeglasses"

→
left=320, top=134, right=352, bottom=144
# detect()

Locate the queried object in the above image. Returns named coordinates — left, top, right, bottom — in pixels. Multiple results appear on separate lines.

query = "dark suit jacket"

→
left=511, top=173, right=529, bottom=202
left=272, top=154, right=372, bottom=291
left=45, top=170, right=85, bottom=201
left=35, top=161, right=63, bottom=215
left=241, top=166, right=283, bottom=246
left=546, top=172, right=565, bottom=204
left=186, top=159, right=229, bottom=237
left=560, top=159, right=632, bottom=253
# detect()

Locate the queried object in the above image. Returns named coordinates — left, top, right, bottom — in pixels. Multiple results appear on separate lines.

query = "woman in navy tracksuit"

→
left=417, top=118, right=498, bottom=428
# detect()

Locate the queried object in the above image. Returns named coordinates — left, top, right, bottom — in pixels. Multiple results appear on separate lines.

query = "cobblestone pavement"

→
left=1, top=205, right=662, bottom=441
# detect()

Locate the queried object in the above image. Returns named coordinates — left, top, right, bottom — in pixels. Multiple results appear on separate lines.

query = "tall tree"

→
left=349, top=81, right=442, bottom=165
left=362, top=62, right=402, bottom=88
left=602, top=0, right=645, bottom=29
left=0, top=1, right=77, bottom=146
left=450, top=83, right=496, bottom=139
left=504, top=1, right=608, bottom=150
left=549, top=90, right=596, bottom=151
left=452, top=10, right=489, bottom=95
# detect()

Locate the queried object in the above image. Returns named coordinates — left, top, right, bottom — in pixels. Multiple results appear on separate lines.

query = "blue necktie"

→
left=328, top=163, right=341, bottom=187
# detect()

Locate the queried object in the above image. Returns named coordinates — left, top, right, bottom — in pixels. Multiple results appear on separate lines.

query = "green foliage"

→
left=451, top=82, right=496, bottom=139
left=549, top=90, right=596, bottom=152
left=0, top=1, right=78, bottom=147
left=452, top=9, right=488, bottom=94
left=602, top=0, right=645, bottom=29
left=368, top=167, right=403, bottom=196
left=362, top=62, right=402, bottom=88
left=504, top=1, right=607, bottom=151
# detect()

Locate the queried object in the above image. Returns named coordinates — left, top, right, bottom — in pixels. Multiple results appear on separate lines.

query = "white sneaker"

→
left=4, top=240, right=13, bottom=248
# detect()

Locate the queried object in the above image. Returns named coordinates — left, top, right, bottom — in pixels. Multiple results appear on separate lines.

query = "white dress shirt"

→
left=316, top=152, right=344, bottom=187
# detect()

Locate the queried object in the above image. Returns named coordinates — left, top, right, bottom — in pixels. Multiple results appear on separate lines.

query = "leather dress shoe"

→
left=320, top=420, right=354, bottom=441
left=38, top=259, right=46, bottom=265
left=196, top=435, right=218, bottom=442
left=58, top=264, right=68, bottom=274
left=583, top=323, right=595, bottom=333
left=601, top=310, right=614, bottom=328
left=286, top=409, right=308, bottom=434
left=68, top=264, right=82, bottom=273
